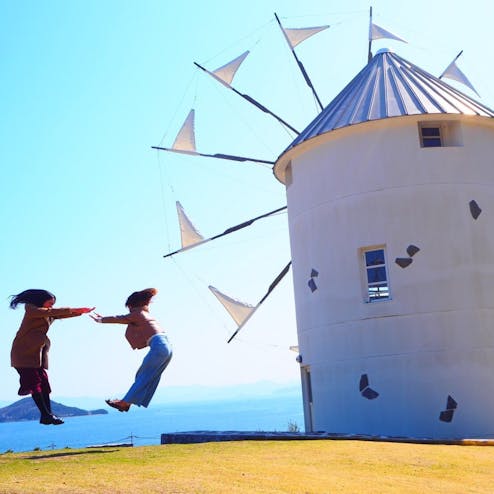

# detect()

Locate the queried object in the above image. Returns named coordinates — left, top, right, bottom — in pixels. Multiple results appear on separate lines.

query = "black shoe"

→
left=40, top=414, right=64, bottom=425
left=50, top=415, right=64, bottom=425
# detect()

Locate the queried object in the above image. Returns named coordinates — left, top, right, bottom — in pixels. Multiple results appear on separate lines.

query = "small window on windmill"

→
left=419, top=124, right=442, bottom=147
left=361, top=246, right=390, bottom=302
left=418, top=121, right=462, bottom=148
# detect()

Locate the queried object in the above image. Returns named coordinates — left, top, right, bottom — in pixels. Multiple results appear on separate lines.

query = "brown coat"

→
left=100, top=306, right=163, bottom=350
left=10, top=304, right=81, bottom=369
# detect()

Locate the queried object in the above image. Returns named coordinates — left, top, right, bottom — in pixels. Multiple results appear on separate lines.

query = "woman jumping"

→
left=10, top=289, right=93, bottom=425
left=90, top=288, right=172, bottom=412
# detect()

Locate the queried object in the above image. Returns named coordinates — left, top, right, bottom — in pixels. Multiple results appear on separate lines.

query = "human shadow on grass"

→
left=24, top=449, right=120, bottom=460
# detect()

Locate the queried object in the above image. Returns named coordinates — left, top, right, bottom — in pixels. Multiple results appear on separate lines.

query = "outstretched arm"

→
left=57, top=307, right=95, bottom=319
left=26, top=305, right=94, bottom=319
left=90, top=312, right=133, bottom=324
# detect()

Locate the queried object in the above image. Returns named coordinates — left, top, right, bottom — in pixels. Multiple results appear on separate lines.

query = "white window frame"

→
left=361, top=246, right=390, bottom=303
left=419, top=124, right=442, bottom=147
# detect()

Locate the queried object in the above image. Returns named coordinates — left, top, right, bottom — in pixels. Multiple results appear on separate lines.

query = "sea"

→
left=0, top=394, right=304, bottom=453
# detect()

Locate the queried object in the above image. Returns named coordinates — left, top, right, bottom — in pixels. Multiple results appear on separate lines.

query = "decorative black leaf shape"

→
left=308, top=278, right=317, bottom=292
left=439, top=409, right=454, bottom=423
left=406, top=244, right=420, bottom=257
left=359, top=374, right=379, bottom=400
left=310, top=268, right=319, bottom=278
left=395, top=257, right=413, bottom=268
left=362, top=387, right=379, bottom=400
left=469, top=200, right=482, bottom=220
left=439, top=394, right=458, bottom=422
left=446, top=395, right=458, bottom=410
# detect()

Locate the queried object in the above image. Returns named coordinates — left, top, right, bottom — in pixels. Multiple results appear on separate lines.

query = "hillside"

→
left=0, top=397, right=107, bottom=423
left=1, top=441, right=494, bottom=494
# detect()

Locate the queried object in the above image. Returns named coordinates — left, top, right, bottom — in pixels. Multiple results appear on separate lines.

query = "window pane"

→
left=421, top=127, right=440, bottom=137
left=422, top=138, right=442, bottom=147
left=368, top=283, right=389, bottom=299
left=367, top=266, right=387, bottom=283
left=365, top=249, right=384, bottom=266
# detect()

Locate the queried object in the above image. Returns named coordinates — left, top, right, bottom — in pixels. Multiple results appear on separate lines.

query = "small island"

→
left=0, top=398, right=108, bottom=423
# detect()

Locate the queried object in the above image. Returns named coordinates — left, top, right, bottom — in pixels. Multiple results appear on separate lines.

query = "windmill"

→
left=154, top=10, right=491, bottom=439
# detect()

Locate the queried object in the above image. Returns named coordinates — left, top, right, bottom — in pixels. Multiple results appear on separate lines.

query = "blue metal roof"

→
left=284, top=49, right=494, bottom=152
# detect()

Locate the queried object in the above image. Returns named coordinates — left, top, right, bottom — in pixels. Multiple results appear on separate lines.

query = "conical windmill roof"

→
left=282, top=49, right=494, bottom=156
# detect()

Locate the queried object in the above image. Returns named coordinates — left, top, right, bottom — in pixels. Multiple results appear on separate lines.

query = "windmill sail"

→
left=176, top=201, right=204, bottom=248
left=212, top=51, right=250, bottom=87
left=153, top=109, right=274, bottom=165
left=439, top=51, right=479, bottom=96
left=209, top=286, right=257, bottom=326
left=211, top=261, right=292, bottom=343
left=172, top=109, right=197, bottom=153
left=275, top=13, right=327, bottom=111
left=369, top=23, right=407, bottom=43
left=282, top=25, right=329, bottom=49
left=163, top=202, right=211, bottom=258
left=163, top=205, right=287, bottom=259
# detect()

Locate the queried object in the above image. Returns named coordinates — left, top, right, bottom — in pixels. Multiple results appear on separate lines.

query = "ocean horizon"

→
left=0, top=393, right=304, bottom=453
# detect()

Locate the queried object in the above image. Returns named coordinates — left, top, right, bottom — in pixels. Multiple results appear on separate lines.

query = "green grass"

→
left=1, top=440, right=493, bottom=493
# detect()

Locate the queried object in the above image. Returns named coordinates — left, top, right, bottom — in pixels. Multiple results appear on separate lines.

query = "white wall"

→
left=285, top=115, right=494, bottom=438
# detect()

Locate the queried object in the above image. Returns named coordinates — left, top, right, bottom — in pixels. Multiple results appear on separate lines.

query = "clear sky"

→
left=1, top=0, right=493, bottom=403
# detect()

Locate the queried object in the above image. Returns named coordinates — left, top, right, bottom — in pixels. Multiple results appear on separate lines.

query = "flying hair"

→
left=125, top=288, right=158, bottom=308
left=9, top=289, right=56, bottom=309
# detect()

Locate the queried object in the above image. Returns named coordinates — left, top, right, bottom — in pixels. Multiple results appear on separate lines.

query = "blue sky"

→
left=1, top=0, right=493, bottom=403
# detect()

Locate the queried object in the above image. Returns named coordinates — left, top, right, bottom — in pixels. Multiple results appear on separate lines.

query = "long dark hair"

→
left=9, top=289, right=56, bottom=309
left=125, top=288, right=157, bottom=308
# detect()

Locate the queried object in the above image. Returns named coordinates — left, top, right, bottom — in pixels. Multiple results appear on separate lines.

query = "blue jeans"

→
left=123, top=333, right=172, bottom=407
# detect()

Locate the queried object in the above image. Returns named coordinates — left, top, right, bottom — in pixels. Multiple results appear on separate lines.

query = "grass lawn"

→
left=0, top=440, right=493, bottom=493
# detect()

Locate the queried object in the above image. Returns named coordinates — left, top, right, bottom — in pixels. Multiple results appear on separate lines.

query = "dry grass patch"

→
left=0, top=440, right=493, bottom=493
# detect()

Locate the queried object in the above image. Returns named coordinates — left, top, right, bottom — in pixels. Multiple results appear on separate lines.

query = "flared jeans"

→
left=123, top=333, right=172, bottom=407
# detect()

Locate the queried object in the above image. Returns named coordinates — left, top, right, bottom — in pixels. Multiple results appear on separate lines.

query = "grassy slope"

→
left=0, top=440, right=493, bottom=493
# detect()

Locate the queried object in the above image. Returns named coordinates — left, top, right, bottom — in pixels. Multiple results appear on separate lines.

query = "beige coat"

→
left=100, top=306, right=163, bottom=349
left=11, top=304, right=81, bottom=369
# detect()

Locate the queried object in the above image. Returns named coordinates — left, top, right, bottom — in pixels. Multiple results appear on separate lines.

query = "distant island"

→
left=0, top=397, right=108, bottom=423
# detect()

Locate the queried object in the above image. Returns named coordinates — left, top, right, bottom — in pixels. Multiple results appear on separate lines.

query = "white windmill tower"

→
left=274, top=45, right=494, bottom=439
